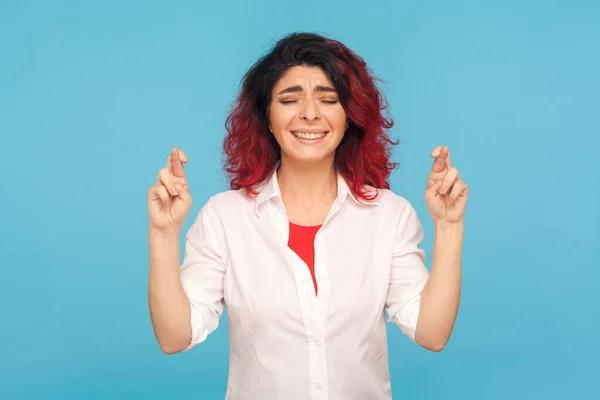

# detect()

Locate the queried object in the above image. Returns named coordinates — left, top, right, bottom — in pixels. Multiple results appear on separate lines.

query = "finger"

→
left=430, top=156, right=446, bottom=174
left=448, top=180, right=464, bottom=204
left=430, top=146, right=442, bottom=158
left=444, top=146, right=451, bottom=168
left=173, top=183, right=192, bottom=204
left=430, top=146, right=450, bottom=174
left=149, top=184, right=170, bottom=208
left=178, top=149, right=189, bottom=163
left=440, top=167, right=459, bottom=195
left=455, top=182, right=469, bottom=207
left=158, top=168, right=178, bottom=196
left=171, top=147, right=187, bottom=178
left=426, top=177, right=437, bottom=189
left=166, top=149, right=188, bottom=171
left=450, top=182, right=469, bottom=208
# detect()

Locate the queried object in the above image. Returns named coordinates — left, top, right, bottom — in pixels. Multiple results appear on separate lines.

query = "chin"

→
left=284, top=149, right=335, bottom=165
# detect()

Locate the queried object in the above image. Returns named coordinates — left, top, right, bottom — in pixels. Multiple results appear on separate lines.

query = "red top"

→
left=288, top=222, right=321, bottom=295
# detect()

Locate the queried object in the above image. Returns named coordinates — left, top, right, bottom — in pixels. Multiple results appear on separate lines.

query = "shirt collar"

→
left=254, top=166, right=379, bottom=218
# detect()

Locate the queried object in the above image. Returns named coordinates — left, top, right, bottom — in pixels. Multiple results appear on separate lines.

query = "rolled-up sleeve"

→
left=385, top=203, right=430, bottom=342
left=180, top=202, right=227, bottom=351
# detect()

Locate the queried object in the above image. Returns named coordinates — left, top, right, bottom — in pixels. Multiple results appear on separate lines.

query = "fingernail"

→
left=170, top=186, right=178, bottom=195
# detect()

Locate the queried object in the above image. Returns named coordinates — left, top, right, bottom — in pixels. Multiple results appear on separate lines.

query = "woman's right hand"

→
left=147, top=147, right=193, bottom=233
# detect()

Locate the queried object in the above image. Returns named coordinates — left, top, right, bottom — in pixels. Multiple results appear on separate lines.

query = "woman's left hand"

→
left=425, top=146, right=469, bottom=224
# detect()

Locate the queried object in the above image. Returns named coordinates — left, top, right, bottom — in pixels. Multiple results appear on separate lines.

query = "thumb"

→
left=425, top=179, right=443, bottom=202
left=174, top=184, right=192, bottom=204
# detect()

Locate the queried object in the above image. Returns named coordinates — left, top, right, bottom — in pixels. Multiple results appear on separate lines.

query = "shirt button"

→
left=314, top=340, right=321, bottom=347
left=316, top=383, right=322, bottom=390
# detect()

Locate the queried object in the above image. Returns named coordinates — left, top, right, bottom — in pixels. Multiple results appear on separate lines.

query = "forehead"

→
left=274, top=65, right=333, bottom=89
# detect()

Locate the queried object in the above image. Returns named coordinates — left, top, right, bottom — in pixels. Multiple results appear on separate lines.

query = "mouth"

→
left=290, top=131, right=329, bottom=141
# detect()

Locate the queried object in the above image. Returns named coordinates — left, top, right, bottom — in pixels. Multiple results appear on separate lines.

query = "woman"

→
left=147, top=32, right=468, bottom=399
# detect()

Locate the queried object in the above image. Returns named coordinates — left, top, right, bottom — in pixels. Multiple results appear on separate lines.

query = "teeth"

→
left=292, top=132, right=327, bottom=140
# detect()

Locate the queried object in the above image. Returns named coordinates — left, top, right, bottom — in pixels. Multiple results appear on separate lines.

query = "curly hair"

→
left=222, top=32, right=398, bottom=201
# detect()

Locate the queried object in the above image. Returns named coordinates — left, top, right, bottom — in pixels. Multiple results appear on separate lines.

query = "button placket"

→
left=310, top=228, right=331, bottom=399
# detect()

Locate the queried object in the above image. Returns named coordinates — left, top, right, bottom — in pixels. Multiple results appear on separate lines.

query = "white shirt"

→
left=180, top=169, right=430, bottom=399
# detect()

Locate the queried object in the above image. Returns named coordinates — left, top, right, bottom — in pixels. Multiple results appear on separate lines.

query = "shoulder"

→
left=186, top=188, right=250, bottom=236
left=191, top=187, right=254, bottom=224
left=375, top=188, right=426, bottom=238
left=369, top=186, right=416, bottom=213
left=204, top=188, right=252, bottom=211
left=369, top=187, right=425, bottom=228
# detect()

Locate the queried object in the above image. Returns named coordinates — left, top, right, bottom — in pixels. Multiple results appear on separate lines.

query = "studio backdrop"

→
left=1, top=1, right=598, bottom=399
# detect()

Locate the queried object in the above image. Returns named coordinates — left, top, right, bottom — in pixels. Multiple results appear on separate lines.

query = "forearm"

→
left=148, top=229, right=192, bottom=354
left=415, top=221, right=463, bottom=351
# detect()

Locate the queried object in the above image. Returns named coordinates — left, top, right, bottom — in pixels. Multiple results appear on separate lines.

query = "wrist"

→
left=433, top=219, right=464, bottom=235
left=149, top=226, right=181, bottom=242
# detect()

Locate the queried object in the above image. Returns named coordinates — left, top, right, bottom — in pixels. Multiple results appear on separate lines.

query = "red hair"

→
left=222, top=33, right=398, bottom=201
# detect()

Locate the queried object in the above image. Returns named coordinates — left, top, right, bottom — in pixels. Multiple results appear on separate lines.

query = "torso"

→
left=207, top=187, right=403, bottom=399
left=183, top=177, right=429, bottom=399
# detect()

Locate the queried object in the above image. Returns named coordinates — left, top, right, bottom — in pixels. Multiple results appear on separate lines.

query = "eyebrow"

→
left=277, top=85, right=337, bottom=95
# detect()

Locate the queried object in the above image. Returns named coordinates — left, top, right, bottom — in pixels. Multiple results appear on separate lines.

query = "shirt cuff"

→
left=388, top=294, right=422, bottom=343
left=182, top=306, right=211, bottom=351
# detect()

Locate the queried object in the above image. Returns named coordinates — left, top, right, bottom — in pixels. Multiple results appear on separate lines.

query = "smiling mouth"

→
left=290, top=131, right=329, bottom=140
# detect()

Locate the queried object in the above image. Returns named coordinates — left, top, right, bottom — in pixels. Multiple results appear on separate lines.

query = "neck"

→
left=276, top=157, right=338, bottom=206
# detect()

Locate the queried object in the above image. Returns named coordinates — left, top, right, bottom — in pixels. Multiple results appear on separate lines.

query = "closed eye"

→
left=278, top=98, right=338, bottom=105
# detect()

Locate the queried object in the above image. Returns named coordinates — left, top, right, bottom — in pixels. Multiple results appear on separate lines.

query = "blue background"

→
left=1, top=0, right=599, bottom=398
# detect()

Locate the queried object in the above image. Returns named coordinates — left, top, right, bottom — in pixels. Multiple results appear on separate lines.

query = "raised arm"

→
left=415, top=146, right=468, bottom=351
left=147, top=147, right=194, bottom=354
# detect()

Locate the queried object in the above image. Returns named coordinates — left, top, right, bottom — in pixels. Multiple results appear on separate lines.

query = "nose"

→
left=299, top=96, right=320, bottom=121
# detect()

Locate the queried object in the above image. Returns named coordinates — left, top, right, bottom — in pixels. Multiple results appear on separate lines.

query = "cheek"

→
left=269, top=105, right=295, bottom=132
left=326, top=106, right=347, bottom=129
